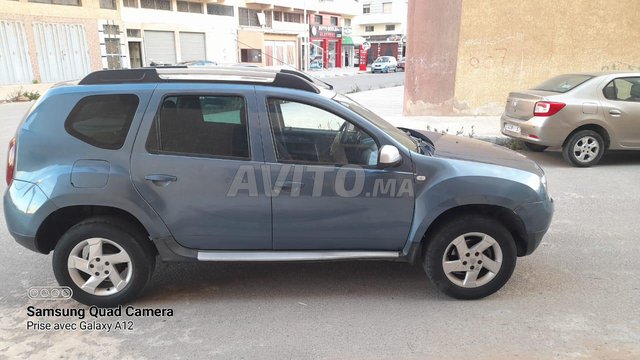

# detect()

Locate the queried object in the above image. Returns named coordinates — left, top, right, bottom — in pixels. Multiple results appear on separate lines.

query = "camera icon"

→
left=27, top=286, right=73, bottom=300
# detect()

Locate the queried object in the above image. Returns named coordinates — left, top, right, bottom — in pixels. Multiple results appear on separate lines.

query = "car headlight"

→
left=540, top=174, right=548, bottom=192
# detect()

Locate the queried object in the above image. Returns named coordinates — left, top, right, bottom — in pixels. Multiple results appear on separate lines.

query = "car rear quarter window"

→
left=65, top=94, right=139, bottom=150
left=532, top=74, right=593, bottom=93
left=146, top=95, right=249, bottom=159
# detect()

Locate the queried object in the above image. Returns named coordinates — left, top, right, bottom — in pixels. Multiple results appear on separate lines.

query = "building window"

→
left=330, top=16, right=338, bottom=26
left=105, top=38, right=122, bottom=69
left=177, top=1, right=202, bottom=13
left=314, top=15, right=322, bottom=24
left=382, top=2, right=392, bottom=14
left=363, top=5, right=370, bottom=14
left=240, top=49, right=261, bottom=63
left=207, top=3, right=234, bottom=16
left=385, top=24, right=395, bottom=31
left=126, top=29, right=141, bottom=38
left=99, top=0, right=116, bottom=9
left=344, top=18, right=351, bottom=27
left=28, top=0, right=81, bottom=6
left=140, top=0, right=171, bottom=11
left=103, top=24, right=120, bottom=36
left=239, top=8, right=271, bottom=27
left=284, top=12, right=301, bottom=23
left=273, top=11, right=282, bottom=21
left=365, top=25, right=374, bottom=32
left=123, top=0, right=138, bottom=7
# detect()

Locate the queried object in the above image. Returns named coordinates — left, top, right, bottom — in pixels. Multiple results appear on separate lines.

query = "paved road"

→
left=323, top=71, right=404, bottom=94
left=1, top=101, right=639, bottom=359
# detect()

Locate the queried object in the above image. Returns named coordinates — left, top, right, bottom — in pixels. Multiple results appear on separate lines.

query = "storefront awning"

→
left=342, top=36, right=366, bottom=46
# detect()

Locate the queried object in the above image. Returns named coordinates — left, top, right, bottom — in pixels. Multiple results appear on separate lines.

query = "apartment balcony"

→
left=244, top=0, right=360, bottom=16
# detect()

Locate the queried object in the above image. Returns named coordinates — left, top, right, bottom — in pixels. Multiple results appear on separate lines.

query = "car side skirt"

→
left=197, top=250, right=401, bottom=262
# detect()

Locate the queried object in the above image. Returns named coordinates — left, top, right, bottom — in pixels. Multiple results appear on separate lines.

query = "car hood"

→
left=410, top=130, right=543, bottom=175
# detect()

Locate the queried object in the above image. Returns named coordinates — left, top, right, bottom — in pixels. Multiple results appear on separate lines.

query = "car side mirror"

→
left=378, top=145, right=402, bottom=168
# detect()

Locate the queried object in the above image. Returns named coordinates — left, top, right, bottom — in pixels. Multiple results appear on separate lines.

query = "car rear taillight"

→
left=6, top=137, right=15, bottom=186
left=533, top=101, right=566, bottom=117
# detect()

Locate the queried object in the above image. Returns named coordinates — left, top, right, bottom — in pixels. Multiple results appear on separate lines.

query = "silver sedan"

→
left=501, top=72, right=640, bottom=167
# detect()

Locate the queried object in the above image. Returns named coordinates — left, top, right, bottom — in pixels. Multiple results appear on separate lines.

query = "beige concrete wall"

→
left=453, top=0, right=640, bottom=114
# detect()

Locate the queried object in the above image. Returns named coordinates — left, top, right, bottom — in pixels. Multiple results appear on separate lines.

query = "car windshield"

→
left=532, top=74, right=593, bottom=93
left=374, top=57, right=390, bottom=63
left=333, top=94, right=419, bottom=152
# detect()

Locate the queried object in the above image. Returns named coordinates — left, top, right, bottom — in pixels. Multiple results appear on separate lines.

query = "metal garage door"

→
left=32, top=23, right=91, bottom=82
left=0, top=21, right=33, bottom=85
left=179, top=32, right=206, bottom=62
left=144, top=30, right=176, bottom=66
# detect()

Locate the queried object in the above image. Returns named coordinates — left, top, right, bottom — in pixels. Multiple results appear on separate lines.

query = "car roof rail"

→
left=78, top=67, right=320, bottom=94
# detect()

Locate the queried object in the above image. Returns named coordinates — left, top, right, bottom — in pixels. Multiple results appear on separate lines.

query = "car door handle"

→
left=609, top=109, right=622, bottom=116
left=144, top=174, right=177, bottom=186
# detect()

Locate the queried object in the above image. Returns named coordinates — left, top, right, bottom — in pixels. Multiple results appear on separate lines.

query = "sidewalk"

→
left=348, top=86, right=509, bottom=144
left=307, top=66, right=367, bottom=78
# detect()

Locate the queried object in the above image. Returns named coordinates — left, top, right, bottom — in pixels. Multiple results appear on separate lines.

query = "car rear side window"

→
left=532, top=74, right=593, bottom=93
left=603, top=77, right=640, bottom=102
left=146, top=95, right=249, bottom=159
left=65, top=94, right=139, bottom=150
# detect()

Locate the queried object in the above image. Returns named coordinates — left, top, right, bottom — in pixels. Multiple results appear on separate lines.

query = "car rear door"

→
left=130, top=83, right=272, bottom=250
left=600, top=76, right=640, bottom=148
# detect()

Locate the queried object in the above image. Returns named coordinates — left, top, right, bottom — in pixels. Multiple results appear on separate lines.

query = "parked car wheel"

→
left=562, top=130, right=605, bottom=167
left=422, top=215, right=517, bottom=299
left=522, top=142, right=549, bottom=152
left=53, top=217, right=156, bottom=307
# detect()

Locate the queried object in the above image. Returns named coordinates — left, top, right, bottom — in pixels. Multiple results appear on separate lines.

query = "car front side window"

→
left=266, top=98, right=379, bottom=166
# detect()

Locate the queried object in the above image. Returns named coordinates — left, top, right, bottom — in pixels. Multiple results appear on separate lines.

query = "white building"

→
left=120, top=0, right=240, bottom=67
left=352, top=0, right=407, bottom=63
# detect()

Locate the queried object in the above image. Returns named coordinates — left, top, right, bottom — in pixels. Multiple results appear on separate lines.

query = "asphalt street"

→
left=1, top=95, right=639, bottom=359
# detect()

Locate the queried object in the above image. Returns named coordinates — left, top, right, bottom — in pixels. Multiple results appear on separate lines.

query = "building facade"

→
left=0, top=0, right=124, bottom=84
left=352, top=0, right=407, bottom=64
left=1, top=0, right=361, bottom=85
left=404, top=0, right=640, bottom=115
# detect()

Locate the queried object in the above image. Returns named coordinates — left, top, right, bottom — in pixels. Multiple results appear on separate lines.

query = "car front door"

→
left=601, top=77, right=640, bottom=148
left=255, top=91, right=415, bottom=250
left=130, top=84, right=271, bottom=250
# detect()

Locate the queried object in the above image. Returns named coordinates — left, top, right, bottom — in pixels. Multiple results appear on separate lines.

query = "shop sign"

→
left=310, top=25, right=343, bottom=38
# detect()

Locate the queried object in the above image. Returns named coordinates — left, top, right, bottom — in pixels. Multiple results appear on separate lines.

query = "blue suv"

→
left=4, top=67, right=553, bottom=306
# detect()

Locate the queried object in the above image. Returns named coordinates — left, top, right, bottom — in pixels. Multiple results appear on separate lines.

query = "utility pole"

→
left=303, top=0, right=308, bottom=71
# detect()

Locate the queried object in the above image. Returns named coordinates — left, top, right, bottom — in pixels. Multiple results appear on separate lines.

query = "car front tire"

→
left=53, top=216, right=156, bottom=307
left=562, top=130, right=605, bottom=167
left=422, top=215, right=517, bottom=299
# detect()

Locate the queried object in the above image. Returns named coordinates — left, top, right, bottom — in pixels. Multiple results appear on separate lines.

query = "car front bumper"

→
left=514, top=197, right=554, bottom=256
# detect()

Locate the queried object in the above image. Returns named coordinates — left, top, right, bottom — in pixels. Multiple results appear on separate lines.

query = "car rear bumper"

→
left=4, top=179, right=56, bottom=254
left=514, top=197, right=554, bottom=256
left=500, top=113, right=567, bottom=147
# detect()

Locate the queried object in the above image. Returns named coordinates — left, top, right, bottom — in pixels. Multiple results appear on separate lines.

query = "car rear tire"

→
left=422, top=215, right=517, bottom=299
left=53, top=216, right=156, bottom=307
left=562, top=130, right=605, bottom=167
left=523, top=142, right=548, bottom=152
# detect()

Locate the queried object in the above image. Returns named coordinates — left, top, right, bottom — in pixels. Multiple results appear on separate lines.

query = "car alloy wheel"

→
left=563, top=129, right=605, bottom=167
left=422, top=215, right=516, bottom=299
left=442, top=232, right=503, bottom=288
left=67, top=238, right=133, bottom=296
left=572, top=135, right=600, bottom=164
